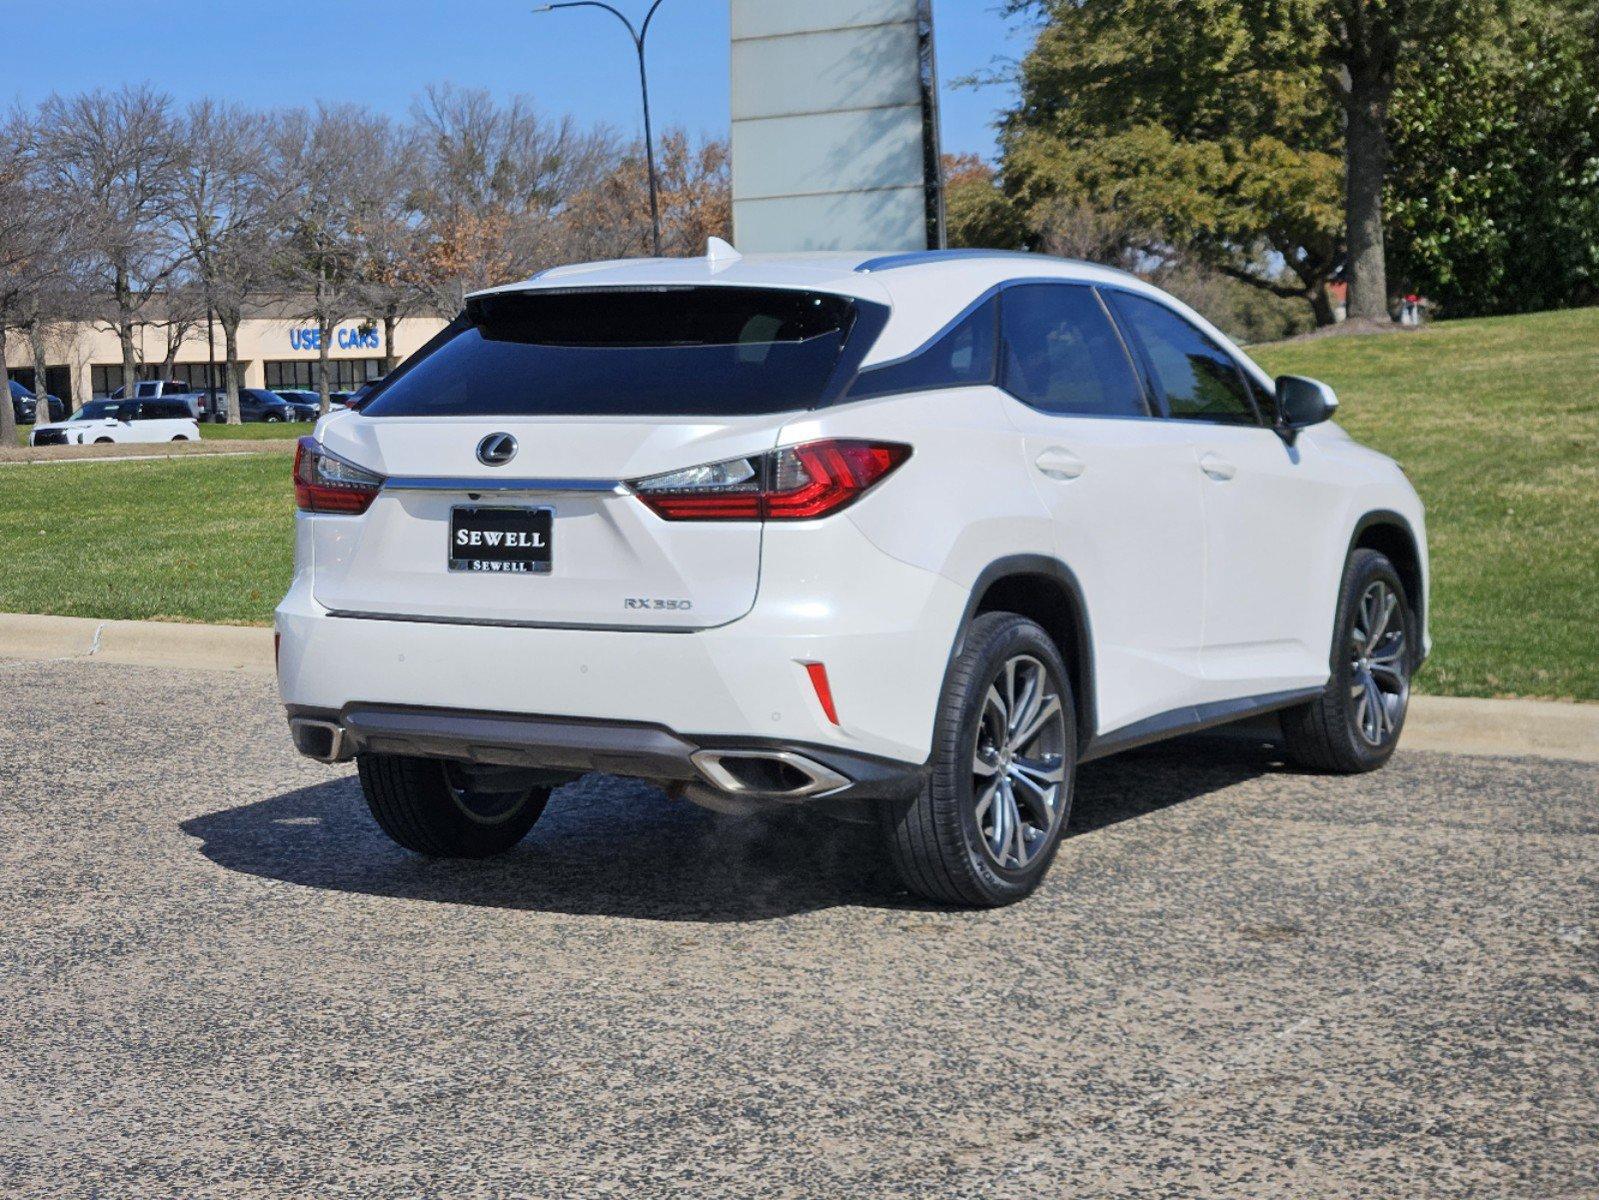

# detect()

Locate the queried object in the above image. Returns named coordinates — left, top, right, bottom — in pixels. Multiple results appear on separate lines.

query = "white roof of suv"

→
left=473, top=247, right=1171, bottom=370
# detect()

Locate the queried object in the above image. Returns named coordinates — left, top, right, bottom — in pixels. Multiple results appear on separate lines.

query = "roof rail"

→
left=855, top=248, right=1048, bottom=274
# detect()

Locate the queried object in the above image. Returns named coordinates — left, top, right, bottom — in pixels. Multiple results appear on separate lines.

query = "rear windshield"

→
left=363, top=286, right=859, bottom=419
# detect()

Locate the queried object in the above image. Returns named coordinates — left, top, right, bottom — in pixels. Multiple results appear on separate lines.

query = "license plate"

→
left=449, top=506, right=553, bottom=574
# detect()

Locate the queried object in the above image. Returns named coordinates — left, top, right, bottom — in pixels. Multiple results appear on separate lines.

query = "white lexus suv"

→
left=277, top=247, right=1429, bottom=906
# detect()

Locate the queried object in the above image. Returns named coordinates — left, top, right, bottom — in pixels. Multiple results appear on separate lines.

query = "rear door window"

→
left=364, top=287, right=862, bottom=418
left=1105, top=292, right=1259, bottom=425
left=999, top=284, right=1149, bottom=417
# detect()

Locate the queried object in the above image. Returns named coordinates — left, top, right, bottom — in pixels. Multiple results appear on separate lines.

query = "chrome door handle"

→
left=1199, top=453, right=1237, bottom=481
left=1035, top=448, right=1086, bottom=481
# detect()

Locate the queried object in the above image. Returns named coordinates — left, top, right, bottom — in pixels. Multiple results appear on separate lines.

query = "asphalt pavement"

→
left=1, top=656, right=1594, bottom=1199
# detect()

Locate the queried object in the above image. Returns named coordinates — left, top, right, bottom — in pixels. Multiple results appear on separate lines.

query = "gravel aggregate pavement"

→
left=1, top=657, right=1594, bottom=1199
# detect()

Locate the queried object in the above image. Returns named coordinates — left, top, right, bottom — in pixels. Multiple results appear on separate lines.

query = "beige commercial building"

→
left=4, top=302, right=448, bottom=406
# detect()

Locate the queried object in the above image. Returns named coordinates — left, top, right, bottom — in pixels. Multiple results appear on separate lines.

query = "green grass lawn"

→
left=191, top=422, right=309, bottom=440
left=1253, top=307, right=1599, bottom=700
left=0, top=454, right=293, bottom=625
left=2, top=308, right=1594, bottom=698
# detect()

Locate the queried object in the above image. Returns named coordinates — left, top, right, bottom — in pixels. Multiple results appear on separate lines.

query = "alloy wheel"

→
left=444, top=765, right=531, bottom=826
left=972, top=654, right=1069, bottom=870
left=1349, top=580, right=1409, bottom=746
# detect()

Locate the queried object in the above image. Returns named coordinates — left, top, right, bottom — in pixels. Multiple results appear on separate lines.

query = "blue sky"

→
left=6, top=1, right=1037, bottom=160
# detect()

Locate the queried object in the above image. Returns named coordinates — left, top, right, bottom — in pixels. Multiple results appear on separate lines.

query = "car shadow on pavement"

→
left=181, top=730, right=1288, bottom=922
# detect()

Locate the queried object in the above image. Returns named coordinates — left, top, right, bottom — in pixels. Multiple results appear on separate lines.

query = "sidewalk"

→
left=0, top=612, right=1593, bottom=762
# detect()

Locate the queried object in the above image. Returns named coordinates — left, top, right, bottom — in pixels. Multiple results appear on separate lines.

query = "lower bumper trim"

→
left=286, top=703, right=926, bottom=805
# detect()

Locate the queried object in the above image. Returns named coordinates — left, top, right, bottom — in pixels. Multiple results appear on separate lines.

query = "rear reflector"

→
left=632, top=438, right=911, bottom=521
left=294, top=437, right=384, bottom=514
left=804, top=661, right=840, bottom=725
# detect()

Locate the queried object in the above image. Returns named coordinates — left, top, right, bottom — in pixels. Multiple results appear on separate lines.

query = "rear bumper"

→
left=276, top=516, right=969, bottom=769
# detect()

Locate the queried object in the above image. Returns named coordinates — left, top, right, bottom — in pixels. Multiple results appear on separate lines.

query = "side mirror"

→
left=1275, top=375, right=1338, bottom=443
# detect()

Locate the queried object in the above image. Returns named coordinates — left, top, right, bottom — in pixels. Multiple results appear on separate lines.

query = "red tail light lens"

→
left=293, top=436, right=383, bottom=514
left=632, top=439, right=911, bottom=521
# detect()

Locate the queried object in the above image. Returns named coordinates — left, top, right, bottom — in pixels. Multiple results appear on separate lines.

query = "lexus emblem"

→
left=476, top=433, right=518, bottom=467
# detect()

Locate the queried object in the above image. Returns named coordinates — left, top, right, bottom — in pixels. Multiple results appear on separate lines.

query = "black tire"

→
left=94, top=437, right=112, bottom=444
left=170, top=435, right=189, bottom=442
left=1280, top=548, right=1415, bottom=773
left=881, top=612, right=1077, bottom=907
left=357, top=753, right=550, bottom=857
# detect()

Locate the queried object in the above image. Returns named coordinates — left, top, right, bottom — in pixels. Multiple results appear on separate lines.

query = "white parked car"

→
left=30, top=399, right=200, bottom=446
left=277, top=247, right=1429, bottom=906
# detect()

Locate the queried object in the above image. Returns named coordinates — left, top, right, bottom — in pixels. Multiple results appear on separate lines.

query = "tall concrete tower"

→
left=729, top=0, right=944, bottom=253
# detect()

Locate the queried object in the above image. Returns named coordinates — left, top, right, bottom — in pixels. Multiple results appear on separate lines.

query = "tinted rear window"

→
left=847, top=295, right=998, bottom=399
left=363, top=287, right=859, bottom=418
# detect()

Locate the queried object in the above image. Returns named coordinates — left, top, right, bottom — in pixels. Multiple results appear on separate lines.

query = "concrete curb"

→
left=0, top=612, right=274, bottom=675
left=0, top=612, right=1593, bottom=762
left=0, top=450, right=276, bottom=468
left=1403, top=695, right=1597, bottom=764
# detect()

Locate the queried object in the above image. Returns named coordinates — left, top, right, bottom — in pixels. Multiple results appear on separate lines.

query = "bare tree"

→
left=560, top=129, right=730, bottom=262
left=277, top=104, right=394, bottom=414
left=37, top=86, right=186, bottom=398
left=172, top=100, right=287, bottom=423
left=352, top=122, right=431, bottom=373
left=0, top=111, right=39, bottom=447
left=149, top=278, right=207, bottom=381
left=411, top=84, right=618, bottom=310
left=0, top=107, right=86, bottom=444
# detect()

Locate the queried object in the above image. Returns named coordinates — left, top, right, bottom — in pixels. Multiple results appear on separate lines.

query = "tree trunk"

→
left=118, top=317, right=139, bottom=398
left=160, top=331, right=181, bottom=380
left=29, top=320, right=51, bottom=428
left=1343, top=82, right=1392, bottom=322
left=1310, top=285, right=1337, bottom=328
left=223, top=316, right=243, bottom=426
left=382, top=312, right=398, bottom=375
left=317, top=315, right=333, bottom=416
left=116, top=270, right=139, bottom=397
left=0, top=328, right=17, bottom=447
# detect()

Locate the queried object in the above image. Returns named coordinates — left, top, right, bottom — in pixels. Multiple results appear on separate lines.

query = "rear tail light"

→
left=631, top=439, right=911, bottom=521
left=293, top=436, right=383, bottom=514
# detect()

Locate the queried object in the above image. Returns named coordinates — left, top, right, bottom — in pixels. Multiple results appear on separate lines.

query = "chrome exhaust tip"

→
left=289, top=718, right=353, bottom=764
left=689, top=749, right=851, bottom=799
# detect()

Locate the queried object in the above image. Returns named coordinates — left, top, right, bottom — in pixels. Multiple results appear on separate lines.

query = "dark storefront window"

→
left=91, top=362, right=254, bottom=398
left=8, top=366, right=73, bottom=404
left=263, top=359, right=382, bottom=392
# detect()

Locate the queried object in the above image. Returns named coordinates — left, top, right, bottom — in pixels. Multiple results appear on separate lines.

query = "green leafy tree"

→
left=999, top=0, right=1346, bottom=325
left=1319, top=0, right=1505, bottom=320
left=942, top=154, right=1028, bottom=250
left=1385, top=0, right=1599, bottom=315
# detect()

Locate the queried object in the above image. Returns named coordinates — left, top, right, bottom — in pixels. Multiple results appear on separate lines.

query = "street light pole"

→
left=536, top=0, right=668, bottom=257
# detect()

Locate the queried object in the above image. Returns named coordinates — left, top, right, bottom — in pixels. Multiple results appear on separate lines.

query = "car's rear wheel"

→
left=881, top=612, right=1076, bottom=907
left=94, top=437, right=112, bottom=444
left=357, top=753, right=551, bottom=857
left=265, top=414, right=282, bottom=423
left=1280, top=548, right=1415, bottom=773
